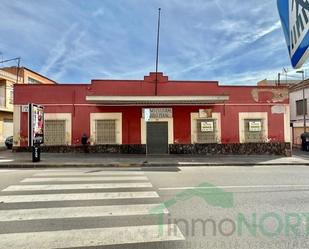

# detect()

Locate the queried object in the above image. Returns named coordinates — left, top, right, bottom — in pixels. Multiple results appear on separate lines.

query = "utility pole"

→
left=155, top=8, right=161, bottom=96
left=278, top=73, right=281, bottom=86
left=297, top=70, right=306, bottom=132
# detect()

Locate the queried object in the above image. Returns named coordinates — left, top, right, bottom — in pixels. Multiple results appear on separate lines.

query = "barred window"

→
left=196, top=119, right=217, bottom=143
left=296, top=99, right=307, bottom=116
left=95, top=120, right=116, bottom=144
left=45, top=120, right=66, bottom=145
left=244, top=119, right=264, bottom=143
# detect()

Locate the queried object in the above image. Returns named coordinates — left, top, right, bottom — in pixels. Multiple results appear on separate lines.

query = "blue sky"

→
left=0, top=0, right=301, bottom=84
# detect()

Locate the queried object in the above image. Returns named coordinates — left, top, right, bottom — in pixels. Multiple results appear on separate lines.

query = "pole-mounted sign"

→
left=277, top=0, right=309, bottom=68
left=28, top=103, right=44, bottom=162
left=28, top=103, right=44, bottom=146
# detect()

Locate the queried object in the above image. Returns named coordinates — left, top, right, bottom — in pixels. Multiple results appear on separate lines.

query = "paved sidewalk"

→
left=0, top=150, right=309, bottom=167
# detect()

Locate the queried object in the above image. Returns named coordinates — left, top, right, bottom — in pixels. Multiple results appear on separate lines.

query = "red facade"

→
left=14, top=73, right=290, bottom=148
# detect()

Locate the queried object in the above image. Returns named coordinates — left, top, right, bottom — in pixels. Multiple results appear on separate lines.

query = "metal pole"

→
left=303, top=71, right=306, bottom=132
left=0, top=57, right=20, bottom=64
left=278, top=73, right=281, bottom=86
left=16, top=57, right=20, bottom=84
left=155, top=8, right=161, bottom=96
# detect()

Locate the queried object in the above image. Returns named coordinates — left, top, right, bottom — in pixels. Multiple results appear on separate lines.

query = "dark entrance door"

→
left=146, top=122, right=169, bottom=154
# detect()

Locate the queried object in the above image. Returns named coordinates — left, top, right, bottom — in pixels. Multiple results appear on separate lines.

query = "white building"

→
left=290, top=80, right=309, bottom=146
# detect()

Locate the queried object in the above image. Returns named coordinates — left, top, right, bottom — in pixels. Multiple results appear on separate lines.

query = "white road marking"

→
left=0, top=191, right=159, bottom=203
left=0, top=169, right=17, bottom=172
left=0, top=224, right=184, bottom=249
left=3, top=182, right=153, bottom=191
left=0, top=204, right=168, bottom=221
left=34, top=171, right=144, bottom=176
left=0, top=159, right=14, bottom=163
left=159, top=184, right=309, bottom=191
left=21, top=176, right=148, bottom=182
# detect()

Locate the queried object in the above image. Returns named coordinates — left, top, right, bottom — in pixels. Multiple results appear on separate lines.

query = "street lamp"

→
left=296, top=70, right=306, bottom=133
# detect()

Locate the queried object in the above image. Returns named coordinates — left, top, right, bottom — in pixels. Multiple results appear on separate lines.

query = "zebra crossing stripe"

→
left=34, top=171, right=144, bottom=176
left=21, top=176, right=148, bottom=182
left=2, top=182, right=153, bottom=191
left=0, top=203, right=168, bottom=221
left=0, top=191, right=159, bottom=203
left=0, top=224, right=184, bottom=248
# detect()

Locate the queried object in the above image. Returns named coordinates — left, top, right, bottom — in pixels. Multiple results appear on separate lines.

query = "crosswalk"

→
left=0, top=169, right=184, bottom=248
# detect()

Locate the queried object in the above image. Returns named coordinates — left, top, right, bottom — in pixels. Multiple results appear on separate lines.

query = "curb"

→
left=0, top=163, right=309, bottom=168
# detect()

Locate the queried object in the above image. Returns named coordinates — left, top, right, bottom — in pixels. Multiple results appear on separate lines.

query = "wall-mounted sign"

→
left=22, top=105, right=29, bottom=113
left=142, top=108, right=172, bottom=119
left=199, top=109, right=212, bottom=118
left=144, top=109, right=151, bottom=122
left=201, top=121, right=214, bottom=132
left=271, top=105, right=285, bottom=114
left=249, top=121, right=262, bottom=132
left=28, top=103, right=44, bottom=146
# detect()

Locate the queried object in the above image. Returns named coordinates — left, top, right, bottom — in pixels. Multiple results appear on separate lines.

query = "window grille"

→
left=196, top=119, right=217, bottom=143
left=95, top=120, right=116, bottom=144
left=244, top=119, right=264, bottom=143
left=45, top=120, right=66, bottom=145
left=0, top=84, right=5, bottom=107
left=296, top=99, right=307, bottom=116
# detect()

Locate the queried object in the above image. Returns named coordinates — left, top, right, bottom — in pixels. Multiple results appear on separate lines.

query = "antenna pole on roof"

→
left=155, top=8, right=161, bottom=96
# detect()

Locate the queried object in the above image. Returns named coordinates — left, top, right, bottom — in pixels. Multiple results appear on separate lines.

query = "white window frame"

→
left=191, top=112, right=221, bottom=144
left=90, top=113, right=122, bottom=145
left=141, top=117, right=174, bottom=145
left=239, top=112, right=268, bottom=143
left=44, top=113, right=72, bottom=145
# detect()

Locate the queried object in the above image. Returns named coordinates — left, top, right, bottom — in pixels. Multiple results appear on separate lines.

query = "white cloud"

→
left=0, top=0, right=292, bottom=84
left=40, top=23, right=78, bottom=75
left=92, top=8, right=104, bottom=17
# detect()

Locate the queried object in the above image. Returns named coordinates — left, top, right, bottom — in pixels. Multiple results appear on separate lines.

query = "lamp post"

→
left=296, top=70, right=306, bottom=133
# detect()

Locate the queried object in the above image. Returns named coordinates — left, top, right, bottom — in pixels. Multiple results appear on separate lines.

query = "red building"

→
left=13, top=72, right=291, bottom=155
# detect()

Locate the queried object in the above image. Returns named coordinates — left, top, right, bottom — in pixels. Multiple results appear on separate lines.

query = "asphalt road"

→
left=0, top=166, right=309, bottom=249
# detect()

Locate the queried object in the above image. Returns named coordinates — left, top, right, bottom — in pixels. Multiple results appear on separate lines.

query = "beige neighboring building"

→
left=1, top=67, right=56, bottom=85
left=0, top=66, right=55, bottom=144
left=257, top=79, right=300, bottom=86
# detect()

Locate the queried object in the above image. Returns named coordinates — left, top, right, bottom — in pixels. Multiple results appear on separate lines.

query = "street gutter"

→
left=0, top=162, right=309, bottom=168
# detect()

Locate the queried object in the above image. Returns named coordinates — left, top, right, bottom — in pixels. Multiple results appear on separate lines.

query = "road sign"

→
left=277, top=0, right=309, bottom=68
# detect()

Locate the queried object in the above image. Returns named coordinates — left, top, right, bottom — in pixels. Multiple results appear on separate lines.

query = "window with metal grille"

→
left=244, top=119, right=264, bottom=143
left=45, top=120, right=66, bottom=145
left=95, top=120, right=116, bottom=144
left=196, top=119, right=217, bottom=143
left=296, top=99, right=307, bottom=116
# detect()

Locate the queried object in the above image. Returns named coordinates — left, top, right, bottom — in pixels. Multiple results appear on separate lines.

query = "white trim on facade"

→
left=140, top=118, right=174, bottom=145
left=284, top=105, right=291, bottom=143
left=13, top=105, right=21, bottom=147
left=31, top=103, right=290, bottom=107
left=190, top=112, right=221, bottom=144
left=44, top=113, right=72, bottom=145
left=238, top=112, right=268, bottom=143
left=86, top=95, right=229, bottom=105
left=90, top=113, right=122, bottom=145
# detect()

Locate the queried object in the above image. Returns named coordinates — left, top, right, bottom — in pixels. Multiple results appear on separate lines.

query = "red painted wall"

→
left=15, top=73, right=289, bottom=146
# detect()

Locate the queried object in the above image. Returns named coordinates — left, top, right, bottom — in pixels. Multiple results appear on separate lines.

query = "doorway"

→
left=146, top=122, right=169, bottom=154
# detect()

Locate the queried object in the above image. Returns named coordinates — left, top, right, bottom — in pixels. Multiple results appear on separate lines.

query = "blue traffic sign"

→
left=277, top=0, right=309, bottom=68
